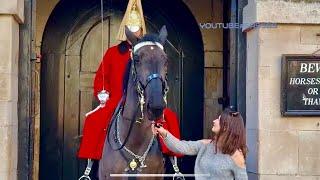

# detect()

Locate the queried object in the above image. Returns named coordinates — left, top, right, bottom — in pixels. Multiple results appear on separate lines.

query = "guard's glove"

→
left=97, top=90, right=109, bottom=105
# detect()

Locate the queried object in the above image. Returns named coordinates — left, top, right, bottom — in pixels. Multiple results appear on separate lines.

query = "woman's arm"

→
left=231, top=150, right=248, bottom=180
left=163, top=133, right=203, bottom=155
left=232, top=166, right=248, bottom=180
left=153, top=125, right=203, bottom=155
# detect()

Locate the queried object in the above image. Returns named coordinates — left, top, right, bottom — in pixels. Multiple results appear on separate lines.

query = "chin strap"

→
left=169, top=156, right=185, bottom=180
left=78, top=159, right=94, bottom=180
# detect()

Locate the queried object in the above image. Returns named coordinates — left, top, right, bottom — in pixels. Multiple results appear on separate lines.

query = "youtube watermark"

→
left=199, top=22, right=277, bottom=29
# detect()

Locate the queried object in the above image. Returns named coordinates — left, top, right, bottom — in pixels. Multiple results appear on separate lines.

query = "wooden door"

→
left=40, top=0, right=204, bottom=179
left=62, top=13, right=123, bottom=179
left=62, top=13, right=182, bottom=179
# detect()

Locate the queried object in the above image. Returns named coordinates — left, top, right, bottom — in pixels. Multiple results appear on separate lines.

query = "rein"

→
left=107, top=96, right=136, bottom=151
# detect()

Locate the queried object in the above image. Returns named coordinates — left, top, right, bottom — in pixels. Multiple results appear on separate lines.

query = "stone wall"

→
left=183, top=0, right=224, bottom=138
left=244, top=1, right=320, bottom=179
left=0, top=0, right=24, bottom=179
left=0, top=0, right=24, bottom=23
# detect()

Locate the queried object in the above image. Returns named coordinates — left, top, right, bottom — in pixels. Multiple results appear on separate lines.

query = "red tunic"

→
left=78, top=42, right=182, bottom=160
left=78, top=43, right=130, bottom=159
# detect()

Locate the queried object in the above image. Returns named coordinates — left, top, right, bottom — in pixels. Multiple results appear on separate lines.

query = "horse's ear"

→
left=159, top=25, right=168, bottom=45
left=125, top=26, right=138, bottom=45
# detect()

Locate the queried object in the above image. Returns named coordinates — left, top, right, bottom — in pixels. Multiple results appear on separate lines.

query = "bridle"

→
left=107, top=41, right=169, bottom=151
left=132, top=41, right=169, bottom=96
left=131, top=41, right=170, bottom=120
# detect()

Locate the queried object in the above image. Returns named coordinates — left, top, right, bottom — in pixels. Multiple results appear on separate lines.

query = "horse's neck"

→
left=119, top=69, right=154, bottom=150
left=119, top=114, right=153, bottom=149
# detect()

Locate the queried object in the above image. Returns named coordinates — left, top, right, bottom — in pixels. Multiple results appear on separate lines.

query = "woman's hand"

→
left=151, top=123, right=168, bottom=138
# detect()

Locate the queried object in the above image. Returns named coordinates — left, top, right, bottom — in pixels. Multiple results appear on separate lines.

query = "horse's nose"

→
left=149, top=94, right=165, bottom=113
left=147, top=98, right=164, bottom=119
left=146, top=78, right=165, bottom=118
left=149, top=106, right=164, bottom=118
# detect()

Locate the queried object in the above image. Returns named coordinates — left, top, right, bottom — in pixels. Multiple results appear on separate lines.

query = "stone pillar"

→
left=0, top=0, right=24, bottom=179
left=243, top=1, right=320, bottom=179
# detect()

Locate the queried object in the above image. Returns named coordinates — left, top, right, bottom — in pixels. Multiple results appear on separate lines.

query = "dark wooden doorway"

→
left=40, top=0, right=203, bottom=179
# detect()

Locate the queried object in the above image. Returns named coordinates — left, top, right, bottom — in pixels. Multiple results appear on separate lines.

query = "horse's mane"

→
left=122, top=59, right=132, bottom=93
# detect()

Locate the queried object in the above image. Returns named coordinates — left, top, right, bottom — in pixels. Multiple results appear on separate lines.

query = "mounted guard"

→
left=77, top=0, right=183, bottom=179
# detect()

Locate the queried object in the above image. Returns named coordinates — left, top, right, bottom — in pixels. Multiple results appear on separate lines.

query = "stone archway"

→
left=40, top=0, right=204, bottom=179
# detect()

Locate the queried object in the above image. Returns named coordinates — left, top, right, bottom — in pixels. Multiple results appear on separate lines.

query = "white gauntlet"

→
left=97, top=90, right=110, bottom=105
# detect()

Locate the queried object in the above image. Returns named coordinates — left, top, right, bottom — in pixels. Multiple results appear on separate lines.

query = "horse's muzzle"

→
left=145, top=78, right=165, bottom=120
left=150, top=106, right=164, bottom=119
left=147, top=102, right=165, bottom=120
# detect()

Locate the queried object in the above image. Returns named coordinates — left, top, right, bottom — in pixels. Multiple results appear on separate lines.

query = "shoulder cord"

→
left=101, top=0, right=105, bottom=91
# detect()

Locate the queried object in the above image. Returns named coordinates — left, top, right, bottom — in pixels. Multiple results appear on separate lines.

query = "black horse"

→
left=99, top=26, right=169, bottom=180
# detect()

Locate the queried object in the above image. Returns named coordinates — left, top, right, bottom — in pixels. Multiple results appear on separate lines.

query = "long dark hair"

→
left=213, top=108, right=248, bottom=158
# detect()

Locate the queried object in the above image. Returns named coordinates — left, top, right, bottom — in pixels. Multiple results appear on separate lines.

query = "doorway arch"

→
left=40, top=0, right=203, bottom=179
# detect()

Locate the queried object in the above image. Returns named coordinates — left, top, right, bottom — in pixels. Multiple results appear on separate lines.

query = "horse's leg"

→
left=98, top=158, right=106, bottom=180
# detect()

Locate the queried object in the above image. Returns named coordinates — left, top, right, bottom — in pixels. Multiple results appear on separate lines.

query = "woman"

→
left=152, top=108, right=248, bottom=180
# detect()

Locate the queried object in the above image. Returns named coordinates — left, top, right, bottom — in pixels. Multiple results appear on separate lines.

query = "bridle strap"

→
left=147, top=74, right=161, bottom=82
left=144, top=73, right=162, bottom=88
left=133, top=41, right=164, bottom=53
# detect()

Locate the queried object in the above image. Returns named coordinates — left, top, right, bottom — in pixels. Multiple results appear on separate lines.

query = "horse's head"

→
left=125, top=25, right=168, bottom=120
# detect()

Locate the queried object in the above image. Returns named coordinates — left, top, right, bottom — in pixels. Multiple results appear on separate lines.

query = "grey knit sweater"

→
left=163, top=133, right=248, bottom=180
